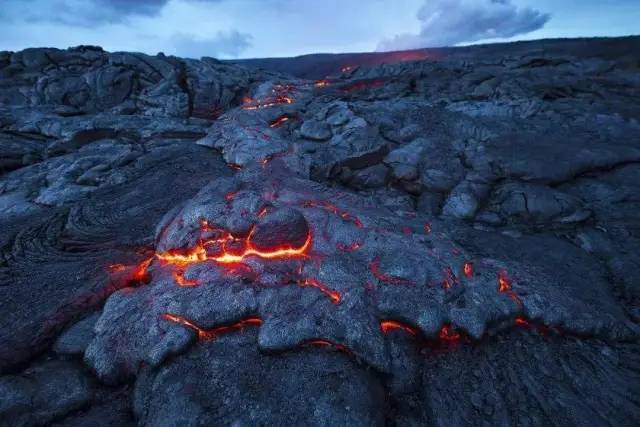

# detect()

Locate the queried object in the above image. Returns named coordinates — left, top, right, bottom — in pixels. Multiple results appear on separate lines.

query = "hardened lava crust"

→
left=1, top=38, right=640, bottom=425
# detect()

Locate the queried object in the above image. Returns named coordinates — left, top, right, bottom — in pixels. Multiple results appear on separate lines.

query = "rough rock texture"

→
left=1, top=38, right=640, bottom=425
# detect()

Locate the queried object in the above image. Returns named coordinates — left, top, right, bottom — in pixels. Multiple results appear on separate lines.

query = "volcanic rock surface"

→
left=1, top=38, right=640, bottom=425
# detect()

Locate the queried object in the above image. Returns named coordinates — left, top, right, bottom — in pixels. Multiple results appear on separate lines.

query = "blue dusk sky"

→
left=0, top=0, right=638, bottom=58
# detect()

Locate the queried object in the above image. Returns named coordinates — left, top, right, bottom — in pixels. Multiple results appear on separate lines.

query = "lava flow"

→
left=161, top=313, right=262, bottom=341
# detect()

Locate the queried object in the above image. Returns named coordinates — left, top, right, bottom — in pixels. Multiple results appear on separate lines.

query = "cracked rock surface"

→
left=1, top=38, right=640, bottom=425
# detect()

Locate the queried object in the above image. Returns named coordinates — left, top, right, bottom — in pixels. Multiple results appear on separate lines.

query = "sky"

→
left=0, top=0, right=638, bottom=59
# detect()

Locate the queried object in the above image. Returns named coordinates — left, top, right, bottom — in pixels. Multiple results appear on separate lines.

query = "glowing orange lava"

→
left=441, top=266, right=457, bottom=290
left=463, top=262, right=473, bottom=278
left=161, top=313, right=262, bottom=340
left=299, top=277, right=342, bottom=304
left=497, top=270, right=523, bottom=308
left=108, top=263, right=126, bottom=272
left=498, top=270, right=512, bottom=292
left=439, top=324, right=461, bottom=342
left=380, top=320, right=417, bottom=336
left=300, top=200, right=363, bottom=228
left=243, top=95, right=294, bottom=111
left=515, top=316, right=530, bottom=327
left=304, top=339, right=350, bottom=353
left=157, top=226, right=312, bottom=267
left=314, top=79, right=330, bottom=87
left=370, top=258, right=414, bottom=285
left=269, top=115, right=290, bottom=128
left=129, top=256, right=153, bottom=283
left=173, top=269, right=199, bottom=287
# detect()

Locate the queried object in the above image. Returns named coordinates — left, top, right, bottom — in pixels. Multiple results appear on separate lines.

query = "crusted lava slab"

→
left=2, top=38, right=640, bottom=424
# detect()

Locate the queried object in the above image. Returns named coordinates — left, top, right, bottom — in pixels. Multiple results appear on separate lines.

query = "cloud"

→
left=378, top=0, right=550, bottom=51
left=1, top=0, right=222, bottom=27
left=170, top=31, right=252, bottom=59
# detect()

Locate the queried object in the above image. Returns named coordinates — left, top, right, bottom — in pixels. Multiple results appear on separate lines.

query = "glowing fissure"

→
left=298, top=277, right=342, bottom=304
left=463, top=261, right=474, bottom=278
left=370, top=258, right=414, bottom=285
left=497, top=270, right=523, bottom=308
left=156, top=226, right=312, bottom=267
left=380, top=320, right=417, bottom=336
left=438, top=324, right=461, bottom=342
left=161, top=313, right=262, bottom=341
left=303, top=339, right=350, bottom=353
left=441, top=266, right=457, bottom=290
left=300, top=200, right=364, bottom=228
left=380, top=319, right=462, bottom=345
left=269, top=115, right=290, bottom=128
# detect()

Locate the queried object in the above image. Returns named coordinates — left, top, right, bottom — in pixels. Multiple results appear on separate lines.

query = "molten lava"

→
left=370, top=258, right=414, bottom=285
left=439, top=324, right=461, bottom=342
left=162, top=313, right=262, bottom=341
left=173, top=269, right=199, bottom=287
left=441, top=266, right=457, bottom=290
left=380, top=320, right=417, bottom=336
left=463, top=262, right=473, bottom=278
left=498, top=270, right=512, bottom=292
left=269, top=115, right=290, bottom=128
left=298, top=277, right=342, bottom=304
left=242, top=96, right=294, bottom=110
left=300, top=200, right=363, bottom=228
left=497, top=270, right=523, bottom=308
left=303, top=339, right=350, bottom=353
left=157, top=225, right=312, bottom=267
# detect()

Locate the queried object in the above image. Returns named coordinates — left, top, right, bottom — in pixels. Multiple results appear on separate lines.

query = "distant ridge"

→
left=228, top=36, right=640, bottom=79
